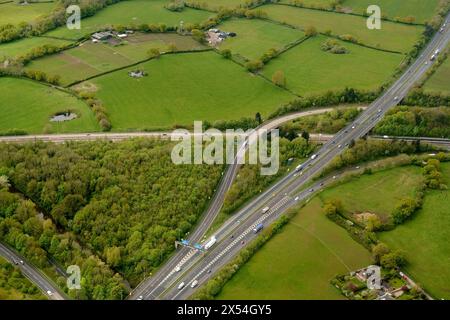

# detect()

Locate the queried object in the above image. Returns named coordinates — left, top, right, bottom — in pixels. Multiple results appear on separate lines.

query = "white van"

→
left=191, top=280, right=199, bottom=288
left=178, top=282, right=185, bottom=290
left=262, top=206, right=270, bottom=214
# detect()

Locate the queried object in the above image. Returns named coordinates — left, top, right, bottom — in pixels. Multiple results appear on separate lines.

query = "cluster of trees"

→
left=321, top=39, right=349, bottom=54
left=374, top=106, right=450, bottom=138
left=164, top=0, right=186, bottom=12
left=423, top=158, right=447, bottom=189
left=403, top=89, right=450, bottom=107
left=222, top=137, right=315, bottom=216
left=288, top=0, right=343, bottom=11
left=0, top=188, right=129, bottom=299
left=270, top=87, right=379, bottom=119
left=322, top=139, right=434, bottom=176
left=0, top=257, right=44, bottom=300
left=372, top=243, right=406, bottom=270
left=281, top=107, right=361, bottom=135
left=23, top=69, right=61, bottom=85
left=0, top=140, right=223, bottom=287
left=115, top=22, right=176, bottom=34
left=0, top=0, right=124, bottom=44
left=78, top=91, right=111, bottom=131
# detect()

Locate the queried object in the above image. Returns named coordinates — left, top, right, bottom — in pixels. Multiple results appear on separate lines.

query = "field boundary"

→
left=272, top=2, right=427, bottom=27
left=66, top=48, right=214, bottom=87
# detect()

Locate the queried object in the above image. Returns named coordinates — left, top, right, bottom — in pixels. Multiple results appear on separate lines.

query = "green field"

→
left=218, top=197, right=372, bottom=299
left=84, top=51, right=295, bottom=130
left=26, top=33, right=206, bottom=86
left=423, top=54, right=450, bottom=94
left=217, top=18, right=305, bottom=60
left=262, top=35, right=404, bottom=96
left=342, top=0, right=440, bottom=23
left=379, top=162, right=450, bottom=299
left=0, top=77, right=99, bottom=134
left=0, top=2, right=56, bottom=25
left=0, top=37, right=73, bottom=60
left=45, top=0, right=213, bottom=40
left=318, top=166, right=424, bottom=221
left=279, top=0, right=334, bottom=8
left=256, top=4, right=424, bottom=53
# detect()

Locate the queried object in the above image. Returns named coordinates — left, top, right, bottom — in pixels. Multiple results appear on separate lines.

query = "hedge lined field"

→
left=342, top=0, right=440, bottom=23
left=84, top=51, right=295, bottom=130
left=318, top=166, right=424, bottom=221
left=256, top=4, right=424, bottom=53
left=187, top=0, right=248, bottom=10
left=0, top=77, right=99, bottom=134
left=379, top=163, right=450, bottom=300
left=262, top=35, right=404, bottom=96
left=26, top=33, right=205, bottom=86
left=217, top=197, right=372, bottom=299
left=0, top=2, right=57, bottom=26
left=217, top=18, right=305, bottom=60
left=423, top=55, right=450, bottom=94
left=45, top=0, right=213, bottom=40
left=0, top=37, right=73, bottom=60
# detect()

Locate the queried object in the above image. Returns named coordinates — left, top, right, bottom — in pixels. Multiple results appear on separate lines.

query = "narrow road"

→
left=0, top=242, right=66, bottom=300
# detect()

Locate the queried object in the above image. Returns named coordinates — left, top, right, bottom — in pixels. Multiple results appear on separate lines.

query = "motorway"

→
left=0, top=242, right=66, bottom=300
left=129, top=14, right=450, bottom=300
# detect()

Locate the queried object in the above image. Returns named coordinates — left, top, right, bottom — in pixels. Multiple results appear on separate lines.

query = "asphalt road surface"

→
left=131, top=14, right=450, bottom=300
left=0, top=243, right=66, bottom=300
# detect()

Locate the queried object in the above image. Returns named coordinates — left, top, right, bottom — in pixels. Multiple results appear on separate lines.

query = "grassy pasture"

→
left=217, top=18, right=305, bottom=60
left=25, top=33, right=205, bottom=86
left=261, top=35, right=404, bottom=96
left=45, top=0, right=213, bottom=40
left=217, top=197, right=372, bottom=299
left=256, top=4, right=424, bottom=53
left=0, top=37, right=73, bottom=60
left=318, top=166, right=424, bottom=221
left=342, top=0, right=440, bottom=23
left=0, top=2, right=56, bottom=25
left=423, top=55, right=450, bottom=94
left=379, top=163, right=450, bottom=299
left=0, top=77, right=99, bottom=134
left=83, top=51, right=295, bottom=131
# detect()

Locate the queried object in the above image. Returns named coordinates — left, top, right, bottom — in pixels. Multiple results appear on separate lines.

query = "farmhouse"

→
left=91, top=31, right=113, bottom=41
left=206, top=29, right=237, bottom=46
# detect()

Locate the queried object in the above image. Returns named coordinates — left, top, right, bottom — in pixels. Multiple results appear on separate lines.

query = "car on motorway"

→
left=383, top=135, right=389, bottom=139
left=207, top=269, right=212, bottom=274
left=175, top=266, right=181, bottom=272
left=178, top=282, right=185, bottom=290
left=137, top=295, right=143, bottom=300
left=394, top=96, right=399, bottom=101
left=253, top=223, right=264, bottom=234
left=46, top=290, right=53, bottom=296
left=241, top=240, right=245, bottom=245
left=262, top=206, right=270, bottom=214
left=294, top=196, right=299, bottom=201
left=320, top=183, right=324, bottom=187
left=190, top=280, right=199, bottom=288
left=310, top=188, right=314, bottom=192
left=310, top=154, right=318, bottom=160
left=338, top=144, right=342, bottom=148
left=19, top=260, right=24, bottom=265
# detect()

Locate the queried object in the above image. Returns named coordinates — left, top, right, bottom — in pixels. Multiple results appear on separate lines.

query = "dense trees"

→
left=0, top=257, right=45, bottom=300
left=281, top=107, right=361, bottom=135
left=0, top=139, right=223, bottom=289
left=374, top=106, right=450, bottom=138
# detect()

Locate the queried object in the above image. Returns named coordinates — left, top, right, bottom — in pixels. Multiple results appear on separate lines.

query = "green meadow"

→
left=256, top=4, right=424, bottom=53
left=343, top=0, right=440, bottom=23
left=45, top=0, right=213, bottom=40
left=423, top=54, right=450, bottom=94
left=0, top=77, right=99, bottom=134
left=218, top=197, right=372, bottom=299
left=0, top=2, right=56, bottom=25
left=379, top=162, right=450, bottom=300
left=217, top=18, right=305, bottom=60
left=262, top=35, right=404, bottom=96
left=25, top=33, right=205, bottom=86
left=85, top=51, right=295, bottom=130
left=0, top=37, right=73, bottom=60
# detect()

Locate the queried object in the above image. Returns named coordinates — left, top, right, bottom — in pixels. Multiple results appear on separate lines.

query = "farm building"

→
left=91, top=32, right=113, bottom=41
